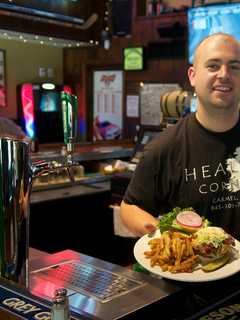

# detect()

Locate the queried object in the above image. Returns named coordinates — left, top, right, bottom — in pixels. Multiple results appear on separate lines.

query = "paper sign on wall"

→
left=93, top=70, right=123, bottom=140
left=126, top=95, right=139, bottom=118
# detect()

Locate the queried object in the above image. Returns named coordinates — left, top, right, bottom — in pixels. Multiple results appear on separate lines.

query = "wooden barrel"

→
left=160, top=90, right=192, bottom=118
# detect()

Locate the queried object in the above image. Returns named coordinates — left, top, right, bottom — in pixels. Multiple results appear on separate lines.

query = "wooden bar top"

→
left=36, top=139, right=134, bottom=153
left=31, top=140, right=134, bottom=163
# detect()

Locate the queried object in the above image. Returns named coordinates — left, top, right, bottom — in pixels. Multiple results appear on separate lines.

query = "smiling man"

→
left=188, top=33, right=240, bottom=132
left=120, top=33, right=240, bottom=240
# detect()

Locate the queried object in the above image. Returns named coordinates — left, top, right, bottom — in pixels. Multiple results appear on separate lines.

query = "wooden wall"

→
left=0, top=0, right=104, bottom=42
left=63, top=0, right=191, bottom=140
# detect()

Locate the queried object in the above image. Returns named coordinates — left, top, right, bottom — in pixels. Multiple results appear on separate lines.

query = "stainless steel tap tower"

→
left=0, top=92, right=79, bottom=288
left=0, top=138, right=32, bottom=287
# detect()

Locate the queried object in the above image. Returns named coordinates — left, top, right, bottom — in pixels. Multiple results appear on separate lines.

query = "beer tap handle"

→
left=61, top=92, right=78, bottom=164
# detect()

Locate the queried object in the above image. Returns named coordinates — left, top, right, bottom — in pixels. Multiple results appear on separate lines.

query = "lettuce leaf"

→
left=158, top=207, right=195, bottom=233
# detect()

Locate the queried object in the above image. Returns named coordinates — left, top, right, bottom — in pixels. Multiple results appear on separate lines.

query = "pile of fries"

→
left=144, top=231, right=199, bottom=273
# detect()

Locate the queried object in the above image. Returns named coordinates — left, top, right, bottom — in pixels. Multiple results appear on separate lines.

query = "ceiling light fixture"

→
left=42, top=83, right=55, bottom=90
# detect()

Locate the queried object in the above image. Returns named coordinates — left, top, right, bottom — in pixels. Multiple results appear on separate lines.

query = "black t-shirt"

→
left=124, top=113, right=240, bottom=240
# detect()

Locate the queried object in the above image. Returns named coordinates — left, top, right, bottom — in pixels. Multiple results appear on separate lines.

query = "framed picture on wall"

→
left=93, top=70, right=123, bottom=140
left=0, top=50, right=6, bottom=108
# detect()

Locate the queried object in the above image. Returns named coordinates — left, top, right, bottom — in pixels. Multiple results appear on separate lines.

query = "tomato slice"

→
left=176, top=211, right=202, bottom=228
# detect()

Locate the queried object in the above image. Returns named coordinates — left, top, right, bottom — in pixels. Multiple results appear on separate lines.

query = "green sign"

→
left=123, top=47, right=144, bottom=71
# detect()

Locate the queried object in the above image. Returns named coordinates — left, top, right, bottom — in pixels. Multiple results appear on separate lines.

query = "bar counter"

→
left=31, top=140, right=134, bottom=163
left=1, top=247, right=240, bottom=320
left=0, top=249, right=181, bottom=320
left=29, top=140, right=135, bottom=265
left=16, top=141, right=239, bottom=319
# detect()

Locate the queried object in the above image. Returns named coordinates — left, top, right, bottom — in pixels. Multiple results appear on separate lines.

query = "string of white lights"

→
left=101, top=0, right=112, bottom=50
left=0, top=29, right=97, bottom=48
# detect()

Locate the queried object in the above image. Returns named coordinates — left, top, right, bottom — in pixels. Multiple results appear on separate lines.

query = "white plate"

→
left=134, top=229, right=240, bottom=282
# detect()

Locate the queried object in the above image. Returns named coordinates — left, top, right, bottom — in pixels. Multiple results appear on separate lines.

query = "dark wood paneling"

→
left=133, top=11, right=187, bottom=44
left=0, top=0, right=103, bottom=41
left=64, top=1, right=190, bottom=140
left=0, top=13, right=90, bottom=41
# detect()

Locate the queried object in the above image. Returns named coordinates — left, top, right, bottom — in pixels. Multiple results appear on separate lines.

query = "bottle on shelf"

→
left=156, top=0, right=164, bottom=15
left=146, top=0, right=153, bottom=16
left=146, top=0, right=164, bottom=16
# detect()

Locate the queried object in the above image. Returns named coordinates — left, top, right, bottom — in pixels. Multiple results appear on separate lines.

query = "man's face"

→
left=188, top=35, right=240, bottom=113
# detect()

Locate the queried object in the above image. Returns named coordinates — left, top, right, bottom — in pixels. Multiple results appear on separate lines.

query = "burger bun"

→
left=172, top=211, right=203, bottom=234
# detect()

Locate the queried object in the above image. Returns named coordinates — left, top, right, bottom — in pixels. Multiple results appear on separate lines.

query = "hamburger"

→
left=192, top=226, right=235, bottom=271
left=158, top=207, right=235, bottom=272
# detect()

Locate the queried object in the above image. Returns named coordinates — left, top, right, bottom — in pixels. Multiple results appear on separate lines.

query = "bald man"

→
left=121, top=33, right=240, bottom=240
left=188, top=33, right=240, bottom=132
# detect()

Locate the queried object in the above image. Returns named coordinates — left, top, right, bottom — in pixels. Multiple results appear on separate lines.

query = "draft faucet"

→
left=0, top=93, right=79, bottom=288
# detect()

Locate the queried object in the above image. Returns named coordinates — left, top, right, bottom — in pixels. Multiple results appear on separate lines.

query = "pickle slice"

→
left=202, top=254, right=230, bottom=272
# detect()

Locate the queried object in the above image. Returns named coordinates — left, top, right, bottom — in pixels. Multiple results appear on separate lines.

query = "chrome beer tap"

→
left=0, top=95, right=80, bottom=288
left=0, top=137, right=32, bottom=288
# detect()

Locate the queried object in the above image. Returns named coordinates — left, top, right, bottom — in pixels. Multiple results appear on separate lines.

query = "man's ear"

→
left=188, top=66, right=196, bottom=87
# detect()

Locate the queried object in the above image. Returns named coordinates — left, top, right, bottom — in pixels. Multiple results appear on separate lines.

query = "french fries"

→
left=144, top=231, right=199, bottom=273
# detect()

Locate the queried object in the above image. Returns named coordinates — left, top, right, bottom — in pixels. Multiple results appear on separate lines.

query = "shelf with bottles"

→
left=135, top=0, right=163, bottom=17
left=135, top=0, right=191, bottom=18
left=134, top=9, right=187, bottom=38
left=146, top=0, right=165, bottom=16
left=133, top=8, right=187, bottom=45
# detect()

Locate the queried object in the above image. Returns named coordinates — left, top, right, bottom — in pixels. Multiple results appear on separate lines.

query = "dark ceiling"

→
left=0, top=0, right=105, bottom=42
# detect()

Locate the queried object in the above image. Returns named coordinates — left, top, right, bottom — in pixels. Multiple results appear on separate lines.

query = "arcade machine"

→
left=17, top=83, right=72, bottom=146
left=17, top=83, right=87, bottom=189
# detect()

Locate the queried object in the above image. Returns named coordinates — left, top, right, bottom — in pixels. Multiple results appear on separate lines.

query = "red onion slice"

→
left=176, top=211, right=203, bottom=228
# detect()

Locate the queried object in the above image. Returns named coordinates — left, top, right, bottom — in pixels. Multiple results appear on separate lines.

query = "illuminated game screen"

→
left=40, top=91, right=59, bottom=112
left=18, top=83, right=72, bottom=143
